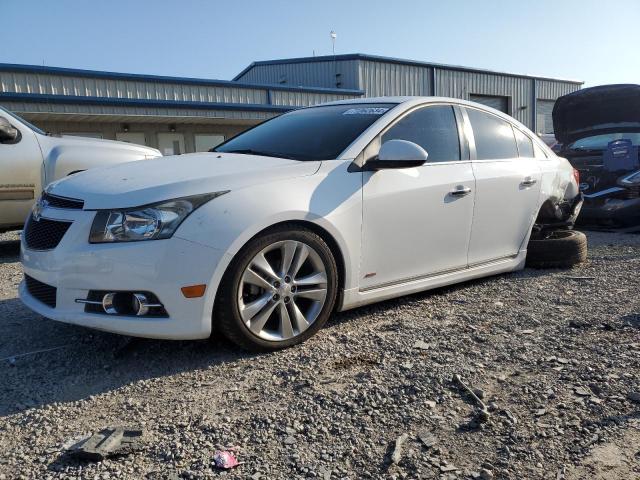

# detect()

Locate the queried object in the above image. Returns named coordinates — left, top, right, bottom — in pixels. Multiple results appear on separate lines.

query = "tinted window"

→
left=467, top=108, right=518, bottom=160
left=569, top=133, right=640, bottom=150
left=514, top=128, right=534, bottom=158
left=215, top=103, right=395, bottom=161
left=382, top=105, right=460, bottom=162
left=533, top=142, right=548, bottom=159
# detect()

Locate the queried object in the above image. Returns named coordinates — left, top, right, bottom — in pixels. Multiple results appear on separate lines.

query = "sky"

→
left=2, top=0, right=639, bottom=87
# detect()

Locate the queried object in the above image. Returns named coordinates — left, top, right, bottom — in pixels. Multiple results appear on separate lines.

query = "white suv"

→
left=19, top=97, right=583, bottom=350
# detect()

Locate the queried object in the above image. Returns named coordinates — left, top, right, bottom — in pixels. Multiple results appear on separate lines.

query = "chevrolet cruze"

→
left=20, top=97, right=581, bottom=350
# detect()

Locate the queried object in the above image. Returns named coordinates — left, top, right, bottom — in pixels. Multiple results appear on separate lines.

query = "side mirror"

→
left=0, top=116, right=19, bottom=143
left=365, top=139, right=428, bottom=170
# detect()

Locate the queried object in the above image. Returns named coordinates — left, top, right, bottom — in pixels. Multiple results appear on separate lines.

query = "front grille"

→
left=24, top=215, right=72, bottom=250
left=42, top=192, right=84, bottom=210
left=25, top=275, right=57, bottom=308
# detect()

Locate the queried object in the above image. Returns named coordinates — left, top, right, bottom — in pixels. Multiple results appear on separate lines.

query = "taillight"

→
left=573, top=168, right=580, bottom=185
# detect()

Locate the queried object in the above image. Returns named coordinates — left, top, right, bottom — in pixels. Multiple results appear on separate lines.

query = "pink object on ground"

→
left=213, top=450, right=240, bottom=469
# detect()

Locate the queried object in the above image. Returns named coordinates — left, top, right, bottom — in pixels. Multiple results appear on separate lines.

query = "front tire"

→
left=215, top=225, right=338, bottom=351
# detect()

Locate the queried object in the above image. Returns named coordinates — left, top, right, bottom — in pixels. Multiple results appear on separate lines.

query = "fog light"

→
left=77, top=290, right=168, bottom=317
left=99, top=292, right=163, bottom=316
left=132, top=293, right=152, bottom=316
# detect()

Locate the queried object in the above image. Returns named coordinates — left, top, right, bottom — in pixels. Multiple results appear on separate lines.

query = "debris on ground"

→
left=417, top=430, right=437, bottom=448
left=390, top=433, right=408, bottom=464
left=453, top=374, right=490, bottom=424
left=66, top=427, right=143, bottom=461
left=413, top=340, right=431, bottom=350
left=212, top=448, right=240, bottom=469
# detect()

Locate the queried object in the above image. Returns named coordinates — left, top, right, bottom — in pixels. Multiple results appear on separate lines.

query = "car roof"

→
left=319, top=95, right=528, bottom=130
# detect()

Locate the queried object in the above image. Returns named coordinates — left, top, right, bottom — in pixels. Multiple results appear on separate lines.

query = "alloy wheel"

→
left=237, top=240, right=328, bottom=341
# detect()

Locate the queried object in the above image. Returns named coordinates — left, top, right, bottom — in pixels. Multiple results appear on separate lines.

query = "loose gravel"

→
left=1, top=230, right=639, bottom=479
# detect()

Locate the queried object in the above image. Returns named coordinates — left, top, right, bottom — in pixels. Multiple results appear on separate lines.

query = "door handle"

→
left=521, top=177, right=538, bottom=187
left=449, top=186, right=472, bottom=197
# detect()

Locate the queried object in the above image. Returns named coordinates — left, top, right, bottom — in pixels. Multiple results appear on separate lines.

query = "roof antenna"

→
left=330, top=31, right=337, bottom=55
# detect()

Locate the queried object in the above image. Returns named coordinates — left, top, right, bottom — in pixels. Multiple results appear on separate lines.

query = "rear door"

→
left=465, top=107, right=542, bottom=265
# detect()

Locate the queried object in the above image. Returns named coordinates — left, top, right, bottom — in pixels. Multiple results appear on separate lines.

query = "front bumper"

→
left=19, top=207, right=229, bottom=339
left=578, top=196, right=640, bottom=227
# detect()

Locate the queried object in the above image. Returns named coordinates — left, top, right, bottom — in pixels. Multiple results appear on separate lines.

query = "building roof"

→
left=0, top=63, right=365, bottom=96
left=233, top=53, right=584, bottom=85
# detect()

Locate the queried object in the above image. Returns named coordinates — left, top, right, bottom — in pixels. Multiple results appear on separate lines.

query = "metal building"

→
left=0, top=63, right=363, bottom=154
left=234, top=53, right=583, bottom=135
left=0, top=54, right=582, bottom=154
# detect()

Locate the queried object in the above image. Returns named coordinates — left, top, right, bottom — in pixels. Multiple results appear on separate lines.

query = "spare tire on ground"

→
left=526, top=229, right=587, bottom=268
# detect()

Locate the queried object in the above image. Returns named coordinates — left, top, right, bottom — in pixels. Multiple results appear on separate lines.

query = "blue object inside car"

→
left=603, top=139, right=639, bottom=172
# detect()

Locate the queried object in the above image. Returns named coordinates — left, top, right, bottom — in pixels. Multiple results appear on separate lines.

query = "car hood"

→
left=37, top=133, right=162, bottom=158
left=48, top=152, right=321, bottom=209
left=553, top=84, right=640, bottom=145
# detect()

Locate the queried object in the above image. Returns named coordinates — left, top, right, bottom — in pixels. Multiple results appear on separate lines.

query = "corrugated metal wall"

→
left=269, top=89, right=359, bottom=107
left=0, top=71, right=269, bottom=105
left=235, top=58, right=582, bottom=132
left=358, top=60, right=431, bottom=97
left=435, top=69, right=533, bottom=127
left=236, top=60, right=360, bottom=90
left=536, top=79, right=581, bottom=101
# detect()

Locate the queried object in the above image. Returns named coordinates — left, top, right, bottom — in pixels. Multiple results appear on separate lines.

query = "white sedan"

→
left=19, top=97, right=582, bottom=350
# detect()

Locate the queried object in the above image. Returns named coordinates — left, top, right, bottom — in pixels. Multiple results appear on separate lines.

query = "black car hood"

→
left=553, top=84, right=640, bottom=145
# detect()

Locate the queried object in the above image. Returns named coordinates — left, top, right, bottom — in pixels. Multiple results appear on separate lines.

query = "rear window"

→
left=215, top=103, right=395, bottom=161
left=467, top=108, right=518, bottom=160
left=514, top=128, right=534, bottom=158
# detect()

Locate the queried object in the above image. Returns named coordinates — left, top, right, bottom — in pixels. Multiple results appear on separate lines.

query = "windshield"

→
left=569, top=132, right=640, bottom=150
left=0, top=106, right=47, bottom=135
left=215, top=103, right=396, bottom=161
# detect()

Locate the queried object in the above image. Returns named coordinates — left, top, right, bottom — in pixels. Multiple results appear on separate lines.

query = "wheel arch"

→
left=213, top=219, right=347, bottom=315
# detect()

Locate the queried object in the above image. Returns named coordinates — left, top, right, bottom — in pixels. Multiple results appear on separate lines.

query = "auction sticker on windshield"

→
left=342, top=107, right=390, bottom=115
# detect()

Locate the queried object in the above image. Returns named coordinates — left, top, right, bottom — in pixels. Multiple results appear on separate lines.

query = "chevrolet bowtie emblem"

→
left=32, top=197, right=48, bottom=221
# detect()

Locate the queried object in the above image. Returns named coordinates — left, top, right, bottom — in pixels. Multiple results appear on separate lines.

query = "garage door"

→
left=469, top=94, right=509, bottom=113
left=536, top=99, right=556, bottom=135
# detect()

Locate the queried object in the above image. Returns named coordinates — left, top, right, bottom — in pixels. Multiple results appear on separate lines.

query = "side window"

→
left=514, top=128, right=534, bottom=158
left=382, top=105, right=460, bottom=162
left=533, top=142, right=548, bottom=159
left=466, top=108, right=518, bottom=160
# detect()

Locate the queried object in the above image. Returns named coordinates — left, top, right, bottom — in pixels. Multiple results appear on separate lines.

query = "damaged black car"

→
left=553, top=84, right=640, bottom=227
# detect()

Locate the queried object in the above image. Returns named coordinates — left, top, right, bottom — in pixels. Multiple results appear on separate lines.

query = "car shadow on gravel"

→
left=0, top=305, right=260, bottom=417
left=327, top=268, right=556, bottom=329
left=0, top=239, right=20, bottom=264
left=0, top=267, right=575, bottom=418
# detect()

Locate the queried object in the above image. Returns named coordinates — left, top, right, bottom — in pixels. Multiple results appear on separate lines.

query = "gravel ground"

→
left=1, top=229, right=639, bottom=480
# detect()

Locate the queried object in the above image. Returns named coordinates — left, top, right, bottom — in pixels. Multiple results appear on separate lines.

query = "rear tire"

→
left=214, top=225, right=338, bottom=351
left=526, top=229, right=587, bottom=268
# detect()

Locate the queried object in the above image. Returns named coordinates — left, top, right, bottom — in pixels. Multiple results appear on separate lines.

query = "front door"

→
left=360, top=105, right=475, bottom=290
left=0, top=112, right=43, bottom=229
left=464, top=107, right=542, bottom=265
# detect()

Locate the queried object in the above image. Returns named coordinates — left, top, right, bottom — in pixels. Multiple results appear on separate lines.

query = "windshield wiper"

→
left=220, top=149, right=300, bottom=160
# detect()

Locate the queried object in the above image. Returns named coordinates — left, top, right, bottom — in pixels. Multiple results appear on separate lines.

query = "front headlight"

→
left=89, top=192, right=228, bottom=243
